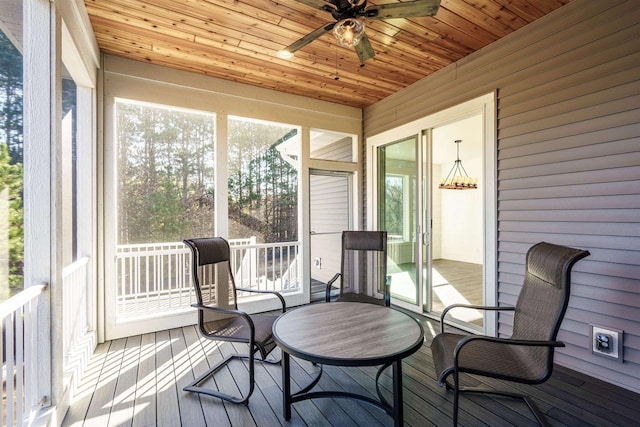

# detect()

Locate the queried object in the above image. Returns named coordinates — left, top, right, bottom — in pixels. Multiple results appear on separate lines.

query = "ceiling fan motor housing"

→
left=324, top=0, right=371, bottom=21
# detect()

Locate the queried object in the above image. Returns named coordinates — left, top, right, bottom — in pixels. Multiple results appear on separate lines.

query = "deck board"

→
left=155, top=329, right=181, bottom=427
left=107, top=335, right=140, bottom=427
left=62, top=342, right=111, bottom=427
left=132, top=333, right=157, bottom=427
left=62, top=309, right=639, bottom=427
left=85, top=338, right=125, bottom=426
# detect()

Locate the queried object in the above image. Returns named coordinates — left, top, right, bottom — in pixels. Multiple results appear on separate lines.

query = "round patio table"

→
left=273, top=302, right=424, bottom=427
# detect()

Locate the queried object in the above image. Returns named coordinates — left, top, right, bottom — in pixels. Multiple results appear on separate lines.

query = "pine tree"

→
left=0, top=142, right=23, bottom=296
left=0, top=31, right=23, bottom=164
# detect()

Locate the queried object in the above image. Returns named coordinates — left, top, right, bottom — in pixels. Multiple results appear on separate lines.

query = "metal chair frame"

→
left=183, top=237, right=286, bottom=405
left=431, top=242, right=590, bottom=426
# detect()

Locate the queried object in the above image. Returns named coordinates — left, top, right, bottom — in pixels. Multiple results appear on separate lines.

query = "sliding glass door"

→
left=368, top=93, right=496, bottom=332
left=430, top=117, right=485, bottom=329
left=374, top=129, right=485, bottom=322
left=377, top=136, right=423, bottom=307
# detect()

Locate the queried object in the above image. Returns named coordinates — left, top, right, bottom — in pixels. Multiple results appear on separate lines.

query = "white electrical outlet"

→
left=590, top=324, right=623, bottom=362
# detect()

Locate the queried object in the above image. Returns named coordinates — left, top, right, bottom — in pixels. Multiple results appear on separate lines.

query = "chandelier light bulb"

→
left=333, top=19, right=365, bottom=49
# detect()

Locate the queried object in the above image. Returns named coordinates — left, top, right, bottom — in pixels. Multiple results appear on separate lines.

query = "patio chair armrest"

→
left=326, top=273, right=341, bottom=302
left=440, top=304, right=515, bottom=334
left=234, top=288, right=287, bottom=312
left=191, top=303, right=249, bottom=318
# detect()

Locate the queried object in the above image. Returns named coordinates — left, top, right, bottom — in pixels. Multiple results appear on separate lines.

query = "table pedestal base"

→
left=281, top=353, right=404, bottom=427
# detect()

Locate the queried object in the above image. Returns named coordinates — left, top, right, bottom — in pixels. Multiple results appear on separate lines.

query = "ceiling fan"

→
left=277, top=0, right=441, bottom=63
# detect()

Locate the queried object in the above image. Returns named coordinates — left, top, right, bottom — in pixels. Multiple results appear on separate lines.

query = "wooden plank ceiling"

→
left=85, top=0, right=572, bottom=108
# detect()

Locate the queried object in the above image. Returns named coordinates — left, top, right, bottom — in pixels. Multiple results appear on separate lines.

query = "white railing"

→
left=115, top=242, right=191, bottom=319
left=0, top=284, right=47, bottom=427
left=62, top=258, right=90, bottom=365
left=115, top=239, right=300, bottom=319
left=231, top=240, right=300, bottom=294
left=62, top=258, right=92, bottom=392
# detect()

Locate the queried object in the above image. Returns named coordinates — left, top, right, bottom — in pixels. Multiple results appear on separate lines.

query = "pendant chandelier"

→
left=439, top=139, right=478, bottom=190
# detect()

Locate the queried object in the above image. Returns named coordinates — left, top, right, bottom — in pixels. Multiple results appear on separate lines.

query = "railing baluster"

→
left=7, top=312, right=15, bottom=426
left=30, top=296, right=40, bottom=413
left=15, top=306, right=24, bottom=425
left=143, top=251, right=148, bottom=311
left=274, top=245, right=278, bottom=291
left=262, top=247, right=267, bottom=291
left=279, top=245, right=284, bottom=291
left=123, top=254, right=128, bottom=315
left=161, top=245, right=166, bottom=309
left=26, top=298, right=36, bottom=415
left=1, top=314, right=4, bottom=425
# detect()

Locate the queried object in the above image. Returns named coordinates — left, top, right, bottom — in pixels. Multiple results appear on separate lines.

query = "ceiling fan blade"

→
left=354, top=33, right=375, bottom=62
left=366, top=0, right=441, bottom=20
left=282, top=23, right=335, bottom=54
left=295, top=0, right=337, bottom=12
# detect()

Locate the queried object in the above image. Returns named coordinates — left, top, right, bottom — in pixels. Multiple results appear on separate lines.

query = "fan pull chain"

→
left=334, top=44, right=339, bottom=80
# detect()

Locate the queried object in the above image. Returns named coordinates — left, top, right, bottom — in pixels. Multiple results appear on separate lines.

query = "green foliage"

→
left=1, top=29, right=24, bottom=296
left=0, top=142, right=23, bottom=290
left=0, top=30, right=24, bottom=164
left=148, top=178, right=186, bottom=241
left=384, top=176, right=404, bottom=236
left=116, top=102, right=298, bottom=246
left=227, top=119, right=298, bottom=243
left=117, top=101, right=216, bottom=244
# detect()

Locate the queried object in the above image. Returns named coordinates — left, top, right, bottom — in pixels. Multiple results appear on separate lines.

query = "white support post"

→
left=23, top=0, right=55, bottom=411
left=50, top=9, right=65, bottom=418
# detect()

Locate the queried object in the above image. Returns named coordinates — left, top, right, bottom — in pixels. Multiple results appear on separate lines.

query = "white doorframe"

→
left=367, top=92, right=497, bottom=335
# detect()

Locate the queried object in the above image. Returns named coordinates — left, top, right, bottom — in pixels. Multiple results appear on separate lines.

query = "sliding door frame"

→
left=366, top=92, right=497, bottom=335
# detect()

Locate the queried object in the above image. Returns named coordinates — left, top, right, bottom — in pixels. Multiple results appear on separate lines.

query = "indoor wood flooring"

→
left=62, top=309, right=639, bottom=427
left=431, top=259, right=483, bottom=312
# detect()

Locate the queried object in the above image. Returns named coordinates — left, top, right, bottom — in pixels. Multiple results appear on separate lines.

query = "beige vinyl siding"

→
left=310, top=174, right=350, bottom=234
left=309, top=174, right=350, bottom=283
left=364, top=0, right=640, bottom=393
left=311, top=137, right=354, bottom=162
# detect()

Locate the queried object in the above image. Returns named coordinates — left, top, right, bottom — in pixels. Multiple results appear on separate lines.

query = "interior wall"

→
left=432, top=115, right=483, bottom=264
left=437, top=161, right=483, bottom=264
left=364, top=0, right=640, bottom=393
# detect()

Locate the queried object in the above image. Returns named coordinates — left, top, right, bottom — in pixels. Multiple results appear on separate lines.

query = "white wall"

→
left=432, top=115, right=483, bottom=264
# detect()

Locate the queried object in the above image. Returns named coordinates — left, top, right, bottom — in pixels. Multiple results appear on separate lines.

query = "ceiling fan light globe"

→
left=333, top=19, right=365, bottom=49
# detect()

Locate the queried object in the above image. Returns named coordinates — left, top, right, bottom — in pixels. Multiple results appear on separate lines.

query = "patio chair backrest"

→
left=183, top=237, right=239, bottom=333
left=511, top=241, right=590, bottom=378
left=340, top=231, right=388, bottom=302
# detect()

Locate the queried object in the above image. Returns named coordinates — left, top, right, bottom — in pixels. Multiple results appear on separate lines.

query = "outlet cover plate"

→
left=590, top=324, right=623, bottom=362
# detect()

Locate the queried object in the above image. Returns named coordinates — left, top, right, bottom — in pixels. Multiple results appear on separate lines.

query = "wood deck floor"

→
left=62, top=308, right=639, bottom=427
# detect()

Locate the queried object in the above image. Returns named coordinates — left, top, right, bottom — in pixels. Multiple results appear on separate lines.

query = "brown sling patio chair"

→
left=325, top=230, right=390, bottom=306
left=183, top=237, right=286, bottom=405
left=430, top=241, right=590, bottom=426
